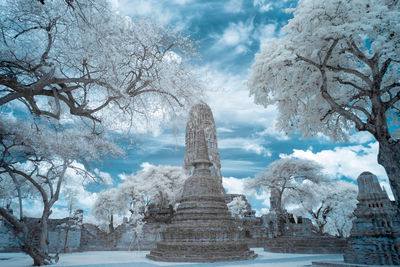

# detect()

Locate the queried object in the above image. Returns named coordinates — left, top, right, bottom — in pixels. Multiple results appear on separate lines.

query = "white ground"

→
left=0, top=248, right=343, bottom=267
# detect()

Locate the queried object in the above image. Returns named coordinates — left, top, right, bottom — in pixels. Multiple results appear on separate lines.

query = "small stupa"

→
left=146, top=129, right=256, bottom=262
left=344, top=171, right=400, bottom=265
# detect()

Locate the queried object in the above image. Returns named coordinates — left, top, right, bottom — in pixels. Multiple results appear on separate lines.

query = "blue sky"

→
left=35, top=0, right=390, bottom=220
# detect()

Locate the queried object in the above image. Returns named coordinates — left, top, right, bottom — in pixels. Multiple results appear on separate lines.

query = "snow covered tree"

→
left=291, top=180, right=357, bottom=236
left=227, top=196, right=248, bottom=219
left=248, top=158, right=326, bottom=213
left=249, top=0, right=400, bottom=205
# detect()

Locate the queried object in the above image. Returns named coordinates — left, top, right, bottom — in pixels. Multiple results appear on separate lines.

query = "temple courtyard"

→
left=0, top=248, right=345, bottom=267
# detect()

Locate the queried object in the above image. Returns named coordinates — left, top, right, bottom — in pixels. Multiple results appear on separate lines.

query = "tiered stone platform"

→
left=264, top=236, right=346, bottom=254
left=146, top=130, right=256, bottom=262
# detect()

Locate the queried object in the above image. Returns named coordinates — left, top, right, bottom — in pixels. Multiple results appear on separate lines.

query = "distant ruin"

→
left=262, top=188, right=346, bottom=254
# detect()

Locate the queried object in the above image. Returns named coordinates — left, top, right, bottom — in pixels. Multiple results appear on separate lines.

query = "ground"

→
left=0, top=248, right=344, bottom=267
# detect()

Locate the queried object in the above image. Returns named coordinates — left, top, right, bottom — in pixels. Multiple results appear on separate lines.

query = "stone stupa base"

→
left=146, top=241, right=257, bottom=262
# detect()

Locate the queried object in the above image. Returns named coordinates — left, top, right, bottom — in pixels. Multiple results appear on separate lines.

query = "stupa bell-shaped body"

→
left=147, top=125, right=256, bottom=262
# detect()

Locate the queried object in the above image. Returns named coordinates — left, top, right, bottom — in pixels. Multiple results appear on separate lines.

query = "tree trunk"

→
left=0, top=207, right=57, bottom=265
left=377, top=140, right=400, bottom=210
left=109, top=214, right=114, bottom=233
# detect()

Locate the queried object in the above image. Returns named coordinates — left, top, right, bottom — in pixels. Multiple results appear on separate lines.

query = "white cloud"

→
left=253, top=0, right=273, bottom=12
left=256, top=124, right=289, bottom=141
left=212, top=21, right=254, bottom=53
left=280, top=142, right=393, bottom=199
left=221, top=160, right=264, bottom=174
left=198, top=64, right=279, bottom=129
left=223, top=176, right=248, bottom=195
left=225, top=0, right=244, bottom=13
left=217, top=127, right=234, bottom=133
left=219, top=137, right=271, bottom=156
left=114, top=0, right=187, bottom=30
left=255, top=23, right=277, bottom=45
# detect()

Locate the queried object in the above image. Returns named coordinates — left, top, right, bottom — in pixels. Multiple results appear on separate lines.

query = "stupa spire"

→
left=192, top=129, right=212, bottom=168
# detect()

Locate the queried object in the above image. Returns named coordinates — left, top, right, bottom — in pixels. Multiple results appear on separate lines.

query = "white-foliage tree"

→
left=248, top=158, right=326, bottom=213
left=0, top=0, right=201, bottom=265
left=249, top=0, right=400, bottom=205
left=92, top=188, right=126, bottom=233
left=91, top=164, right=187, bottom=246
left=227, top=196, right=248, bottom=219
left=118, top=163, right=187, bottom=212
left=0, top=118, right=121, bottom=265
left=0, top=0, right=201, bottom=133
left=290, top=180, right=357, bottom=236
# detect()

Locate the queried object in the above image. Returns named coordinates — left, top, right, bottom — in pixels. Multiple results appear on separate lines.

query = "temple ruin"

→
left=263, top=188, right=346, bottom=254
left=344, top=171, right=400, bottom=265
left=146, top=129, right=256, bottom=262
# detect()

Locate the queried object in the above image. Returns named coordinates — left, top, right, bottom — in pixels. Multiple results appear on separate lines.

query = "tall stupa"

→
left=183, top=102, right=222, bottom=185
left=146, top=104, right=256, bottom=262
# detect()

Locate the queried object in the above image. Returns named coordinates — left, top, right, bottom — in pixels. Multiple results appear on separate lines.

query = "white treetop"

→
left=92, top=164, right=187, bottom=232
left=118, top=164, right=187, bottom=210
left=92, top=188, right=125, bottom=233
left=0, top=0, right=202, bottom=133
left=249, top=0, right=400, bottom=204
left=248, top=157, right=326, bottom=213
left=291, top=180, right=357, bottom=237
left=227, top=196, right=248, bottom=219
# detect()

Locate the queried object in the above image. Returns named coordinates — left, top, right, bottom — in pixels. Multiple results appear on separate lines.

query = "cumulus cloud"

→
left=212, top=20, right=254, bottom=54
left=223, top=176, right=248, bottom=195
left=198, top=64, right=278, bottom=128
left=280, top=142, right=393, bottom=199
left=281, top=142, right=386, bottom=180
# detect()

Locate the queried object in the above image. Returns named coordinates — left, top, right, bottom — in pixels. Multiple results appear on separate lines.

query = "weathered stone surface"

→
left=183, top=102, right=222, bottom=185
left=262, top=188, right=347, bottom=254
left=265, top=236, right=346, bottom=254
left=147, top=128, right=256, bottom=262
left=344, top=171, right=400, bottom=265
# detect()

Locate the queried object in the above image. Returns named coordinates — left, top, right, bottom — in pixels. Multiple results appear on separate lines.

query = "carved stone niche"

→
left=344, top=171, right=400, bottom=265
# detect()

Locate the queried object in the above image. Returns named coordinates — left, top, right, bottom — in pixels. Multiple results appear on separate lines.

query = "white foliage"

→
left=0, top=0, right=203, bottom=134
left=118, top=163, right=187, bottom=210
left=92, top=163, right=187, bottom=232
left=227, top=196, right=247, bottom=219
left=291, top=180, right=357, bottom=237
left=249, top=157, right=326, bottom=212
left=248, top=0, right=400, bottom=141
